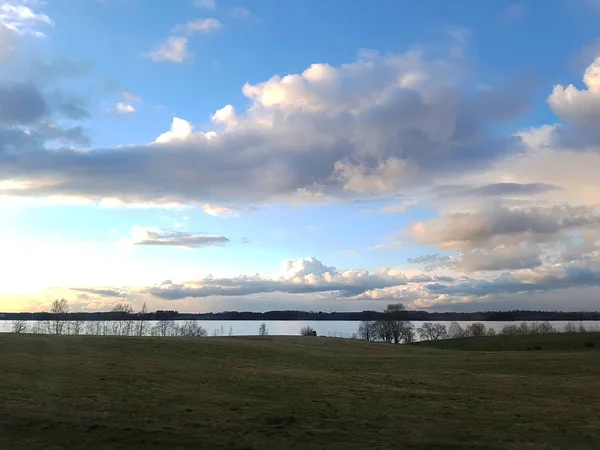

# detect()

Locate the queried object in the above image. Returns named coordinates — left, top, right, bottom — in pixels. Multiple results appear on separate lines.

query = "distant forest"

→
left=1, top=309, right=599, bottom=321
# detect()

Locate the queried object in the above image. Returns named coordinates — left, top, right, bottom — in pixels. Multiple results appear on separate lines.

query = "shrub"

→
left=584, top=341, right=595, bottom=348
left=300, top=326, right=316, bottom=336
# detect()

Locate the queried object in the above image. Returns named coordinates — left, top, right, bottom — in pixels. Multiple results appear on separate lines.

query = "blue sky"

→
left=2, top=0, right=600, bottom=313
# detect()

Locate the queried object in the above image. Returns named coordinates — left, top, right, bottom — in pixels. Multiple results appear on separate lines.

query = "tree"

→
left=111, top=304, right=134, bottom=336
left=179, top=321, right=207, bottom=337
left=11, top=320, right=28, bottom=334
left=135, top=302, right=149, bottom=336
left=448, top=321, right=465, bottom=339
left=485, top=327, right=496, bottom=336
left=466, top=322, right=487, bottom=337
left=501, top=324, right=520, bottom=335
left=417, top=322, right=448, bottom=341
left=518, top=321, right=530, bottom=335
left=300, top=326, right=316, bottom=336
left=153, top=320, right=175, bottom=337
left=258, top=323, right=268, bottom=336
left=45, top=299, right=69, bottom=335
left=373, top=304, right=413, bottom=344
left=538, top=321, right=555, bottom=334
left=564, top=321, right=577, bottom=334
left=357, top=321, right=376, bottom=341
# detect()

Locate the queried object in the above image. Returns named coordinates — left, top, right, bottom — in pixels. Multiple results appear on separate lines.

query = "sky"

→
left=2, top=0, right=600, bottom=313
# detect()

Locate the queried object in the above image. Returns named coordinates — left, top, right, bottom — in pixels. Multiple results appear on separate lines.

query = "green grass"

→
left=413, top=332, right=600, bottom=352
left=1, top=334, right=599, bottom=449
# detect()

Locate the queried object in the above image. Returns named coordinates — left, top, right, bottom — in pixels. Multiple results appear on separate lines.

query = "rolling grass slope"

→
left=1, top=334, right=599, bottom=449
left=413, top=331, right=600, bottom=352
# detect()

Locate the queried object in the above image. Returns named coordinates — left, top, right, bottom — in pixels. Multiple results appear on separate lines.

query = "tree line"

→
left=2, top=303, right=600, bottom=322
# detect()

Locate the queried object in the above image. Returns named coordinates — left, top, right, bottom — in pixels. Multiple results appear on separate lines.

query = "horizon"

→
left=2, top=0, right=600, bottom=313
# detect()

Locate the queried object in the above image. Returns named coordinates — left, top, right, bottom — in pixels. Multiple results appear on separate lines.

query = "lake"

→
left=2, top=320, right=600, bottom=340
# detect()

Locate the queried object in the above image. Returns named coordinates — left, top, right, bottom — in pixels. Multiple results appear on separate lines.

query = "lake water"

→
left=2, top=320, right=600, bottom=340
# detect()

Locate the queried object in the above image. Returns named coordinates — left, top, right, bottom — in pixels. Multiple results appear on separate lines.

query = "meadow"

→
left=1, top=333, right=599, bottom=449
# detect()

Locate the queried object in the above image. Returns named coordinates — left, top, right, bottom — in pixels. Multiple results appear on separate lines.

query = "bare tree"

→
left=538, top=321, right=555, bottom=334
left=373, top=304, right=413, bottom=344
left=466, top=322, right=487, bottom=337
left=448, top=321, right=466, bottom=339
left=258, top=323, right=268, bottom=336
left=111, top=304, right=133, bottom=336
left=417, top=322, right=448, bottom=341
left=357, top=321, right=376, bottom=341
left=135, top=302, right=149, bottom=336
left=501, top=324, right=520, bottom=335
left=45, top=299, right=69, bottom=335
left=153, top=320, right=175, bottom=337
left=179, top=321, right=208, bottom=337
left=485, top=327, right=496, bottom=336
left=564, top=321, right=578, bottom=333
left=11, top=320, right=28, bottom=334
left=69, top=319, right=84, bottom=335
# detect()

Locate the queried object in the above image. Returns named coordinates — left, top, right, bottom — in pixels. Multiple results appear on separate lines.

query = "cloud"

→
left=0, top=82, right=48, bottom=124
left=434, top=182, right=560, bottom=199
left=116, top=102, right=135, bottom=115
left=450, top=246, right=543, bottom=272
left=0, top=1, right=53, bottom=37
left=548, top=56, right=600, bottom=146
left=192, top=0, right=216, bottom=10
left=28, top=58, right=92, bottom=84
left=411, top=205, right=600, bottom=251
left=0, top=47, right=534, bottom=206
left=499, top=3, right=526, bottom=23
left=230, top=6, right=253, bottom=20
left=146, top=36, right=188, bottom=63
left=173, top=18, right=221, bottom=34
left=130, top=226, right=230, bottom=248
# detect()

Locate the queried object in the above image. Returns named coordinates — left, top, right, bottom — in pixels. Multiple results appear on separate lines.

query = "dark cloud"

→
left=0, top=82, right=48, bottom=124
left=434, top=182, right=560, bottom=198
left=133, top=230, right=230, bottom=248
left=70, top=288, right=128, bottom=298
left=29, top=58, right=93, bottom=84
left=57, top=99, right=90, bottom=120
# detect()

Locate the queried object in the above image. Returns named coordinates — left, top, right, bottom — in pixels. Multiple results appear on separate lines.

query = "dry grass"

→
left=1, top=334, right=599, bottom=449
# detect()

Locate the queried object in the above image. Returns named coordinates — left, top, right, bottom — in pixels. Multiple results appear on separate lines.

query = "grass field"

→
left=413, top=331, right=600, bottom=352
left=1, top=334, right=599, bottom=449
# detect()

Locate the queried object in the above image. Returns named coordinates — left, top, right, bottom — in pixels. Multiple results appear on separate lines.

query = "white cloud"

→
left=146, top=36, right=188, bottom=63
left=0, top=1, right=53, bottom=37
left=230, top=6, right=253, bottom=20
left=549, top=56, right=600, bottom=126
left=115, top=102, right=135, bottom=115
left=192, top=0, right=216, bottom=10
left=173, top=18, right=221, bottom=34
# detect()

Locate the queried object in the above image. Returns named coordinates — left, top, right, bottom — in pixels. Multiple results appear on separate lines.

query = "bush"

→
left=584, top=341, right=595, bottom=348
left=300, top=326, right=317, bottom=336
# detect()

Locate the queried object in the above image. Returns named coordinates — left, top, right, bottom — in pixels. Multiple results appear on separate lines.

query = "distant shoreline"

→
left=0, top=310, right=599, bottom=322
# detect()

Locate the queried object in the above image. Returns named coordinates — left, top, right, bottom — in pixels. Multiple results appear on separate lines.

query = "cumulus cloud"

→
left=0, top=47, right=533, bottom=206
left=130, top=226, right=230, bottom=248
left=548, top=56, right=600, bottom=146
left=146, top=36, right=189, bottom=63
left=116, top=102, right=135, bottom=115
left=140, top=257, right=431, bottom=300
